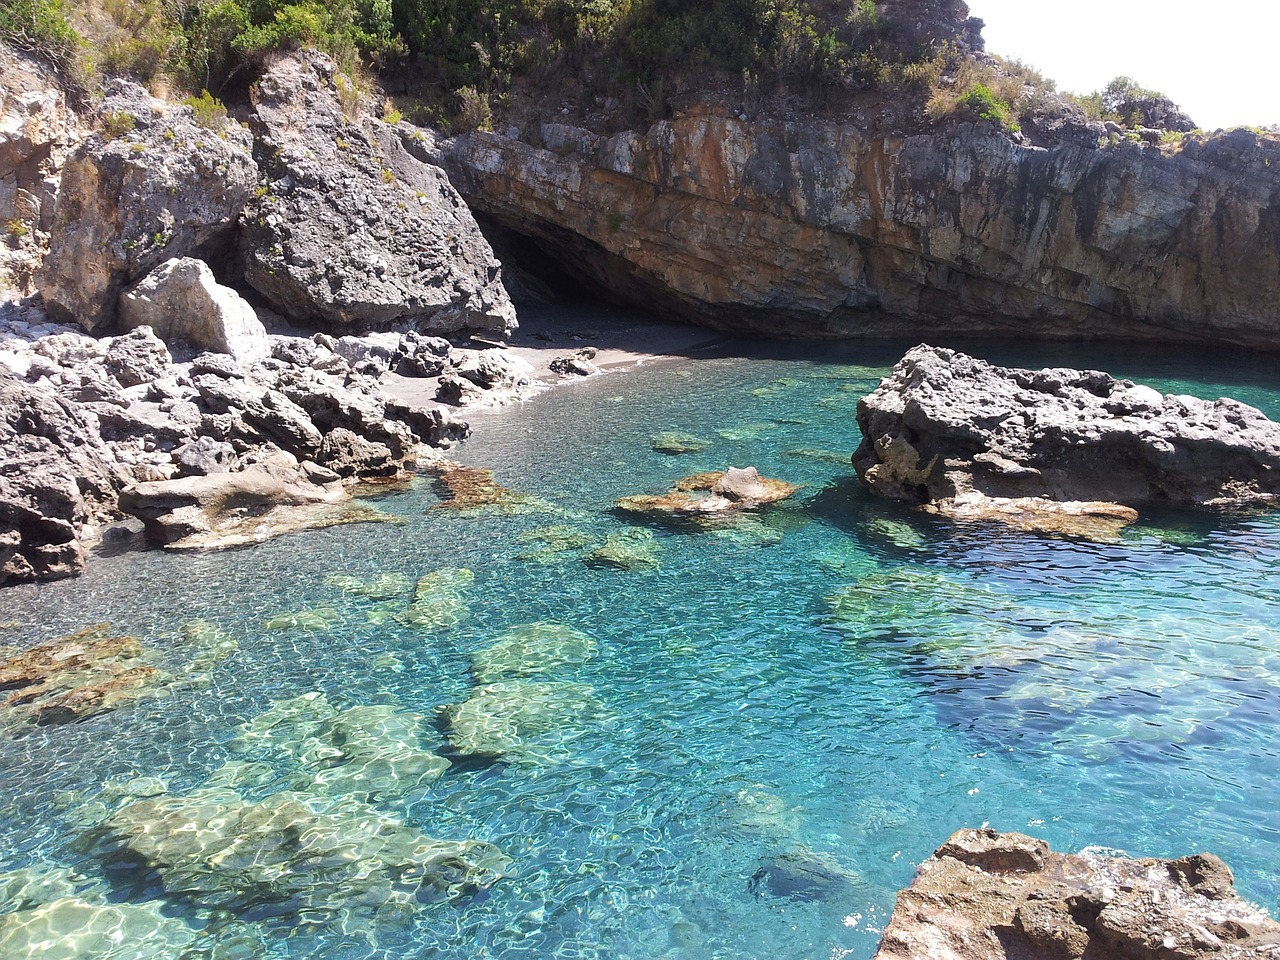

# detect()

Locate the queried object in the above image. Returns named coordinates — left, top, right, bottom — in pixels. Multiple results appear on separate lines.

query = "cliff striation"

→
left=440, top=113, right=1280, bottom=346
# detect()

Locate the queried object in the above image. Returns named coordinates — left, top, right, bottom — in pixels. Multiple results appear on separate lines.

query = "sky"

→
left=964, top=0, right=1280, bottom=130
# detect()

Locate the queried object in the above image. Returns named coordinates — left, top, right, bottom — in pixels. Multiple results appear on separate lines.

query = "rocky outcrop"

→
left=0, top=363, right=126, bottom=584
left=440, top=112, right=1280, bottom=346
left=36, top=79, right=256, bottom=331
left=119, top=257, right=269, bottom=366
left=0, top=45, right=78, bottom=293
left=616, top=467, right=800, bottom=518
left=873, top=828, right=1280, bottom=960
left=0, top=309, right=478, bottom=582
left=240, top=52, right=515, bottom=335
left=852, top=345, right=1280, bottom=531
left=117, top=449, right=393, bottom=550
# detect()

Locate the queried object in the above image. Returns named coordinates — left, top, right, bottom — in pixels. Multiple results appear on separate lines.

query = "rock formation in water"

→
left=439, top=111, right=1280, bottom=346
left=873, top=828, right=1280, bottom=960
left=851, top=345, right=1280, bottom=532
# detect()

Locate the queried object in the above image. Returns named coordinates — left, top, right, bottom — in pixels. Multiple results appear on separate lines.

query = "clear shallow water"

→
left=1, top=332, right=1279, bottom=959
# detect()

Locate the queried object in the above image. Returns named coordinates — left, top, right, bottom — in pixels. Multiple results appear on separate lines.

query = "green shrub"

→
left=0, top=0, right=80, bottom=70
left=93, top=0, right=182, bottom=82
left=454, top=85, right=491, bottom=132
left=184, top=89, right=229, bottom=129
left=101, top=111, right=137, bottom=139
left=955, top=83, right=1018, bottom=131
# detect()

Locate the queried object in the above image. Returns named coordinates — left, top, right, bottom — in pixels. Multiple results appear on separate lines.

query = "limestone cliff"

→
left=439, top=111, right=1280, bottom=346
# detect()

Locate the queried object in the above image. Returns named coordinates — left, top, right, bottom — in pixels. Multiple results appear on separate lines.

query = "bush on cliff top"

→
left=0, top=0, right=80, bottom=71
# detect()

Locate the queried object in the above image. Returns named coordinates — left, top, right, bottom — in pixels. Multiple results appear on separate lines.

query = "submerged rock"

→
left=651, top=431, right=713, bottom=454
left=426, top=462, right=558, bottom=516
left=232, top=693, right=449, bottom=799
left=98, top=786, right=509, bottom=913
left=854, top=345, right=1280, bottom=534
left=444, top=679, right=601, bottom=763
left=0, top=896, right=200, bottom=960
left=616, top=467, right=800, bottom=519
left=0, top=624, right=160, bottom=727
left=750, top=846, right=862, bottom=903
left=472, top=622, right=597, bottom=683
left=515, top=524, right=594, bottom=564
left=585, top=527, right=662, bottom=570
left=324, top=571, right=411, bottom=599
left=873, top=828, right=1280, bottom=960
left=402, top=567, right=474, bottom=630
left=262, top=605, right=342, bottom=632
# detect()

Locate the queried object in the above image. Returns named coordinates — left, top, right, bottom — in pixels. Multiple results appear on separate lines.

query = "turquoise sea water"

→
left=1, top=332, right=1279, bottom=959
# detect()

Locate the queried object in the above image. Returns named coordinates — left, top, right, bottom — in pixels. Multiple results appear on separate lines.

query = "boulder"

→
left=239, top=52, right=515, bottom=334
left=853, top=345, right=1280, bottom=531
left=444, top=348, right=538, bottom=405
left=549, top=348, right=598, bottom=377
left=873, top=828, right=1280, bottom=960
left=36, top=79, right=256, bottom=331
left=116, top=450, right=391, bottom=550
left=119, top=257, right=269, bottom=366
left=101, top=325, right=172, bottom=388
left=0, top=366, right=125, bottom=585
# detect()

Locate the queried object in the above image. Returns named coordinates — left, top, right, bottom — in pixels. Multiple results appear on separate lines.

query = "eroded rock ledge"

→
left=852, top=345, right=1280, bottom=534
left=873, top=828, right=1280, bottom=960
left=439, top=114, right=1280, bottom=346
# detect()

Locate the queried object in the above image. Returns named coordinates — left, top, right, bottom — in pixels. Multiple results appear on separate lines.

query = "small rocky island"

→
left=853, top=344, right=1280, bottom=535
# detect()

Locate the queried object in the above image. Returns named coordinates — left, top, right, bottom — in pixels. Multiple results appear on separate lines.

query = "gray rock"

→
left=853, top=345, right=1280, bottom=521
left=0, top=367, right=125, bottom=585
left=549, top=348, right=599, bottom=377
left=188, top=351, right=244, bottom=379
left=103, top=326, right=172, bottom=388
left=173, top=436, right=236, bottom=477
left=0, top=46, right=79, bottom=293
left=333, top=332, right=402, bottom=372
left=117, top=451, right=344, bottom=547
left=36, top=80, right=256, bottom=331
left=120, top=258, right=269, bottom=365
left=448, top=349, right=537, bottom=405
left=316, top=427, right=398, bottom=479
left=239, top=52, right=515, bottom=334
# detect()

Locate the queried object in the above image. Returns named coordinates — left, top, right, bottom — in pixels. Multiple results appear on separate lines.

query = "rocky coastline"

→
left=4, top=10, right=1280, bottom=957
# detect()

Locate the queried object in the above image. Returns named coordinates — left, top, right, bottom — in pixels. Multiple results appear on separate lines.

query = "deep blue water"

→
left=0, top=333, right=1278, bottom=959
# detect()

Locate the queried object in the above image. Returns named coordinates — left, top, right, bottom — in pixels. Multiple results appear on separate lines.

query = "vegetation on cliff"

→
left=3, top=0, right=1264, bottom=144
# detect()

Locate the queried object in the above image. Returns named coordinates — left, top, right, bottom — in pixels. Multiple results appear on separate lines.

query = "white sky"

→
left=965, top=0, right=1280, bottom=130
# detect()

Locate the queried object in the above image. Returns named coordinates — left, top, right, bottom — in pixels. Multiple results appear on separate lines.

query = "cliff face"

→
left=440, top=111, right=1280, bottom=346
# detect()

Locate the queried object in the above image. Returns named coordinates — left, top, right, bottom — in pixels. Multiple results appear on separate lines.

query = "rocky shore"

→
left=4, top=12, right=1280, bottom=957
left=873, top=829, right=1280, bottom=960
